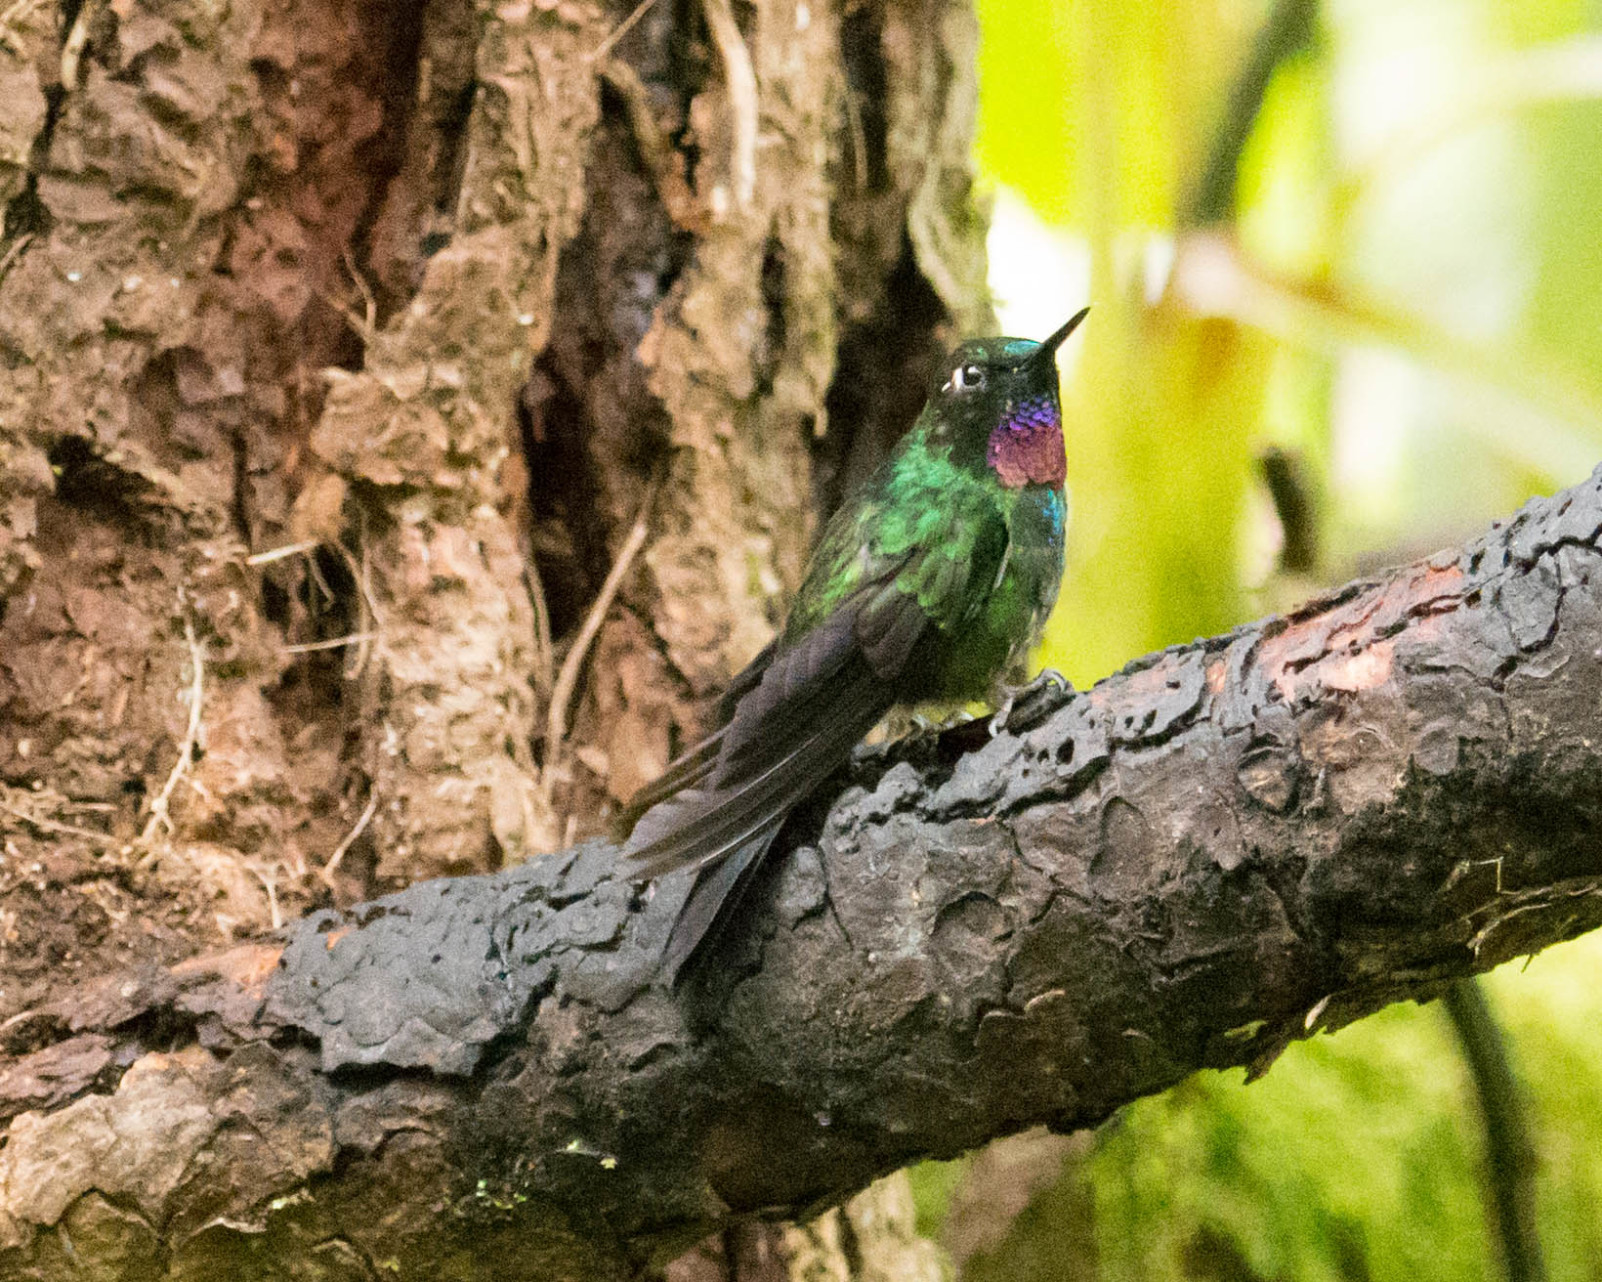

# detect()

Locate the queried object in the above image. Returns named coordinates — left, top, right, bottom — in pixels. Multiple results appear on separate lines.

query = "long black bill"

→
left=1027, top=305, right=1092, bottom=372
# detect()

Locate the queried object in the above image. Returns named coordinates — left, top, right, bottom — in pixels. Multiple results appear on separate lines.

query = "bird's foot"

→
left=852, top=708, right=975, bottom=769
left=912, top=709, right=975, bottom=734
left=876, top=706, right=974, bottom=745
left=991, top=669, right=1073, bottom=737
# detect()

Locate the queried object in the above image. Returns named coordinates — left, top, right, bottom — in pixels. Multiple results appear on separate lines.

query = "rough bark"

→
left=2, top=458, right=1601, bottom=1277
left=0, top=0, right=985, bottom=976
left=0, top=0, right=986, bottom=1274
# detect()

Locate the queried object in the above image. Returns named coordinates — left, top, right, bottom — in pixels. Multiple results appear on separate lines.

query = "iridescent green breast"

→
left=783, top=417, right=1066, bottom=704
left=915, top=484, right=1066, bottom=702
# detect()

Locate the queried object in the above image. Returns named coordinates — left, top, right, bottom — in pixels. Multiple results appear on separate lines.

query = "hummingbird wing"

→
left=623, top=478, right=1012, bottom=983
left=622, top=597, right=903, bottom=880
left=624, top=593, right=908, bottom=986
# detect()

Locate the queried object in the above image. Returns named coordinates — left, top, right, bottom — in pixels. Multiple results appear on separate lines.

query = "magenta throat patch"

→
left=987, top=396, right=1065, bottom=488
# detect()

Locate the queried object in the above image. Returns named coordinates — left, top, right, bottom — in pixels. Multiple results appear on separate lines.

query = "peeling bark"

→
left=2, top=464, right=1602, bottom=1277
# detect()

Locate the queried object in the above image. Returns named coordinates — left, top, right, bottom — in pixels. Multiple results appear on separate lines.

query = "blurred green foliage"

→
left=915, top=0, right=1602, bottom=1275
left=913, top=933, right=1602, bottom=1281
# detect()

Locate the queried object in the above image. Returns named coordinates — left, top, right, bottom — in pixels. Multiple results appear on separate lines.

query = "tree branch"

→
left=1185, top=0, right=1319, bottom=227
left=6, top=464, right=1602, bottom=1279
left=1444, top=979, right=1548, bottom=1282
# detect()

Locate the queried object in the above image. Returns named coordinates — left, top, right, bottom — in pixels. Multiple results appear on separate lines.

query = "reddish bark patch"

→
left=1316, top=641, right=1395, bottom=694
left=1258, top=562, right=1465, bottom=701
left=172, top=943, right=284, bottom=997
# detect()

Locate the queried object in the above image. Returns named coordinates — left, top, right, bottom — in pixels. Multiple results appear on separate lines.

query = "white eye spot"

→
left=952, top=362, right=986, bottom=392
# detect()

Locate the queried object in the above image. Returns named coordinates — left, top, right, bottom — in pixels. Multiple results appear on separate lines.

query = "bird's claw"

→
left=991, top=669, right=1073, bottom=737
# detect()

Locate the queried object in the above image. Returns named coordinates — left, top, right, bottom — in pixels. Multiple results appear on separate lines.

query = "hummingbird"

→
left=623, top=308, right=1089, bottom=985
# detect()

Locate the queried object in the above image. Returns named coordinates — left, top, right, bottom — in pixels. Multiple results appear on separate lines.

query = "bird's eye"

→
left=951, top=362, right=986, bottom=393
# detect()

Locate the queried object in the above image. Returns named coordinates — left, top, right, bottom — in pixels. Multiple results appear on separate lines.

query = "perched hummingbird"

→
left=623, top=308, right=1089, bottom=985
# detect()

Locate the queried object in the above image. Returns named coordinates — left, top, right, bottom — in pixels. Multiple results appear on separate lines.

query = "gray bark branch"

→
left=6, top=464, right=1602, bottom=1280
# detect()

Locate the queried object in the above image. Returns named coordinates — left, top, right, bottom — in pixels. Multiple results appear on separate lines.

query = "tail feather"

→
left=620, top=638, right=779, bottom=834
left=658, top=821, right=782, bottom=987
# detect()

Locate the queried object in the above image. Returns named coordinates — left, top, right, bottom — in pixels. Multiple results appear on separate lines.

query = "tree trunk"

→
left=0, top=0, right=984, bottom=1274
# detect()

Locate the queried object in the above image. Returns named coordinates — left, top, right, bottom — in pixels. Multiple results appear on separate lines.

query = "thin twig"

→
left=319, top=789, right=379, bottom=887
left=0, top=796, right=117, bottom=847
left=700, top=0, right=758, bottom=212
left=304, top=542, right=338, bottom=607
left=590, top=0, right=661, bottom=62
left=338, top=521, right=382, bottom=681
left=528, top=557, right=555, bottom=697
left=316, top=255, right=379, bottom=349
left=595, top=57, right=704, bottom=231
left=1184, top=0, right=1318, bottom=228
left=281, top=631, right=378, bottom=655
left=544, top=467, right=665, bottom=767
left=251, top=865, right=283, bottom=930
left=58, top=0, right=98, bottom=87
left=245, top=540, right=322, bottom=566
left=141, top=612, right=205, bottom=843
left=842, top=82, right=869, bottom=193
left=0, top=233, right=32, bottom=284
left=342, top=247, right=378, bottom=339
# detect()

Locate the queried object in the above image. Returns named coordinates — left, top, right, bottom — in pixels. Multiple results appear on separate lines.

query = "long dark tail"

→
left=659, top=819, right=782, bottom=987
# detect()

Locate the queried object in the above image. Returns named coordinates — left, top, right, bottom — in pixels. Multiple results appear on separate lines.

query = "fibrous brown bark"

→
left=2, top=458, right=1602, bottom=1278
left=0, top=0, right=985, bottom=1045
left=0, top=0, right=987, bottom=1274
